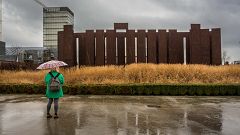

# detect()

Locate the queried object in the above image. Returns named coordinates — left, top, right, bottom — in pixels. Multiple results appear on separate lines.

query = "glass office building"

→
left=43, top=7, right=74, bottom=58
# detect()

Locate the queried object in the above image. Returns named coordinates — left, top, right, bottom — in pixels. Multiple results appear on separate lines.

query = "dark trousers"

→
left=47, top=98, right=59, bottom=114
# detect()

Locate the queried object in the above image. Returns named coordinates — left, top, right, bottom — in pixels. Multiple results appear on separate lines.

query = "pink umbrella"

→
left=37, top=60, right=68, bottom=70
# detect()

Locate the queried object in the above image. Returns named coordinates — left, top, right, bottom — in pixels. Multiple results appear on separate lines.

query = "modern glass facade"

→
left=43, top=7, right=74, bottom=58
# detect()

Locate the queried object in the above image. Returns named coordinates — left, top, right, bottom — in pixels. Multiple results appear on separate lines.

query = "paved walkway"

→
left=0, top=95, right=240, bottom=135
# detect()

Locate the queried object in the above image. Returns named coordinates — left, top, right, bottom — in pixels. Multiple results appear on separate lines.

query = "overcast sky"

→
left=2, top=0, right=240, bottom=61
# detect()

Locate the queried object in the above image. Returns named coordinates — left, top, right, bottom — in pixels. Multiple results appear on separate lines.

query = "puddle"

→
left=0, top=95, right=240, bottom=135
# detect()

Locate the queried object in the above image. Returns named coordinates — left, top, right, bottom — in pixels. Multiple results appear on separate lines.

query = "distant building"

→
left=0, top=41, right=5, bottom=55
left=0, top=47, right=45, bottom=64
left=0, top=0, right=5, bottom=49
left=58, top=23, right=222, bottom=66
left=43, top=7, right=74, bottom=58
left=234, top=61, right=240, bottom=65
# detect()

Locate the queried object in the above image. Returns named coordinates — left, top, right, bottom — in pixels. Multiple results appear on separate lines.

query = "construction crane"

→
left=33, top=0, right=47, bottom=8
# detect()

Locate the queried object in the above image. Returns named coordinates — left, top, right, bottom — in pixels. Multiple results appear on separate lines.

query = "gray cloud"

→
left=2, top=0, right=240, bottom=61
left=3, top=0, right=42, bottom=46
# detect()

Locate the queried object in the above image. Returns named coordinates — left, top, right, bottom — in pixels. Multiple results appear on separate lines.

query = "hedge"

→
left=0, top=84, right=240, bottom=96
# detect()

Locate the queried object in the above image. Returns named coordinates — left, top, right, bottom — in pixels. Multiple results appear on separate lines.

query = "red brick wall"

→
left=211, top=28, right=222, bottom=65
left=58, top=25, right=76, bottom=66
left=95, top=30, right=105, bottom=66
left=106, top=30, right=116, bottom=65
left=147, top=30, right=157, bottom=63
left=126, top=30, right=135, bottom=64
left=58, top=23, right=222, bottom=66
left=137, top=30, right=146, bottom=63
left=157, top=30, right=168, bottom=63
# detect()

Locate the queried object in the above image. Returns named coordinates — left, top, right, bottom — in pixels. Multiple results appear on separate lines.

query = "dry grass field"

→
left=0, top=64, right=240, bottom=85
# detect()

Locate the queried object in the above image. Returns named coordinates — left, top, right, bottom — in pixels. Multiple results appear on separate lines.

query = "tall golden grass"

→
left=0, top=64, right=240, bottom=85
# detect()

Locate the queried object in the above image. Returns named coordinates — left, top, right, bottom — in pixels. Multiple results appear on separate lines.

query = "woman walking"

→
left=45, top=67, right=64, bottom=119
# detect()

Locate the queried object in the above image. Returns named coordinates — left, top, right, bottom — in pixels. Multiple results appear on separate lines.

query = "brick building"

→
left=58, top=23, right=221, bottom=66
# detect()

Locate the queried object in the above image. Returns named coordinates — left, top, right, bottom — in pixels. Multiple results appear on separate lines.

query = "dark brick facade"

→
left=117, top=32, right=125, bottom=65
left=126, top=30, right=135, bottom=64
left=157, top=30, right=168, bottom=63
left=211, top=28, right=222, bottom=65
left=147, top=30, right=157, bottom=63
left=137, top=30, right=146, bottom=63
left=95, top=30, right=105, bottom=66
left=58, top=23, right=222, bottom=66
left=85, top=30, right=95, bottom=65
left=168, top=30, right=184, bottom=64
left=58, top=25, right=76, bottom=66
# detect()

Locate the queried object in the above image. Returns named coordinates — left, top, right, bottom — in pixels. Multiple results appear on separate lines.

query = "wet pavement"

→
left=0, top=95, right=240, bottom=135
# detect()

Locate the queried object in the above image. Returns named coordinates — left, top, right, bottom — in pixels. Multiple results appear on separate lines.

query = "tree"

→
left=222, top=50, right=231, bottom=64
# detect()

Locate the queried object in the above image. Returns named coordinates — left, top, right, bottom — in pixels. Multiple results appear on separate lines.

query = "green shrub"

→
left=0, top=84, right=240, bottom=96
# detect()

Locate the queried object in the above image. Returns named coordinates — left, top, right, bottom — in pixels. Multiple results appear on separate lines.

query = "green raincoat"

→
left=45, top=71, right=64, bottom=98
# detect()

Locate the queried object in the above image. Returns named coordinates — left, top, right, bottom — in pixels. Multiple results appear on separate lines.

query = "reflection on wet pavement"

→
left=0, top=95, right=240, bottom=135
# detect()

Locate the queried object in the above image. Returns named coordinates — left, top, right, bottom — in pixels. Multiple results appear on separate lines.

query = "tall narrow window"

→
left=76, top=38, right=79, bottom=65
left=104, top=37, right=107, bottom=64
left=183, top=37, right=187, bottom=65
left=145, top=37, right=148, bottom=63
left=124, top=37, right=127, bottom=64
left=116, top=38, right=118, bottom=64
left=135, top=37, right=137, bottom=63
